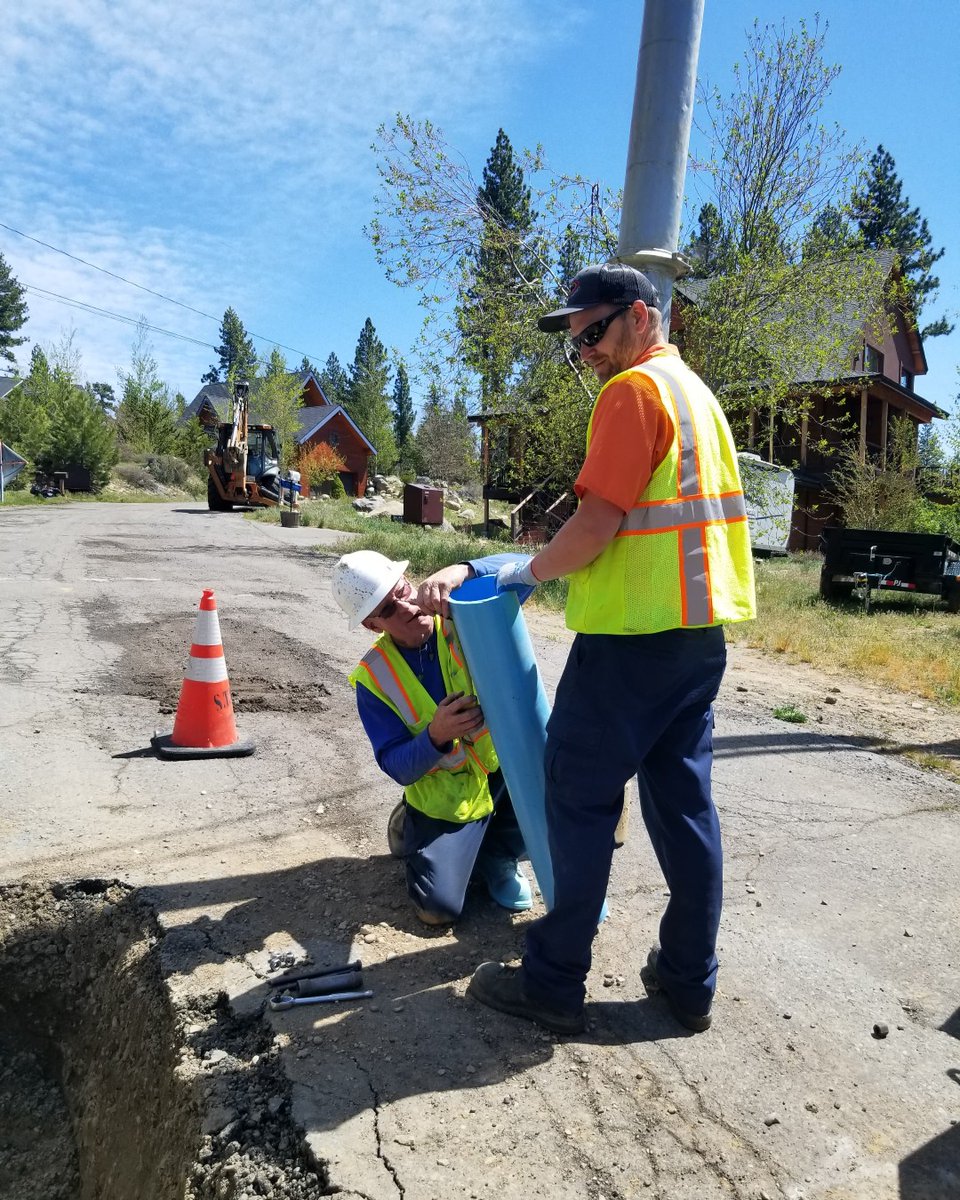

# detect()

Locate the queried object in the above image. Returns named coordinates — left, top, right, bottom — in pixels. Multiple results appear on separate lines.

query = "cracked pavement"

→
left=1, top=501, right=958, bottom=1199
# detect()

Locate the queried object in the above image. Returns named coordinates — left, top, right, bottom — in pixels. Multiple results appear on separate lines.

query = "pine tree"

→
left=852, top=145, right=952, bottom=338
left=391, top=362, right=415, bottom=468
left=116, top=323, right=177, bottom=454
left=318, top=352, right=350, bottom=407
left=40, top=371, right=118, bottom=489
left=457, top=129, right=538, bottom=404
left=685, top=203, right=732, bottom=275
left=801, top=204, right=857, bottom=261
left=414, top=378, right=478, bottom=484
left=346, top=319, right=397, bottom=468
left=0, top=253, right=28, bottom=369
left=202, top=308, right=258, bottom=384
left=557, top=225, right=585, bottom=297
left=14, top=340, right=117, bottom=487
left=86, top=382, right=116, bottom=414
left=0, top=346, right=50, bottom=463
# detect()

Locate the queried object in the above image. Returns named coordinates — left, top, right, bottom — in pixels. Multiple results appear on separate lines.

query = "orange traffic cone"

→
left=151, top=589, right=255, bottom=759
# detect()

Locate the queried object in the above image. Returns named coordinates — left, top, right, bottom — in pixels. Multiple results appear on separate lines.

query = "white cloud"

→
left=1, top=1, right=560, bottom=395
left=6, top=1, right=546, bottom=182
left=1, top=214, right=229, bottom=395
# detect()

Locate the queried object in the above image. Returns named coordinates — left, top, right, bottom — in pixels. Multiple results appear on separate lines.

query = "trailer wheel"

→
left=207, top=476, right=233, bottom=512
left=819, top=572, right=853, bottom=602
left=946, top=586, right=960, bottom=614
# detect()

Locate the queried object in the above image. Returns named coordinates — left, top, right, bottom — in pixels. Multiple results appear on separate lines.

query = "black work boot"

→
left=468, top=962, right=585, bottom=1035
left=644, top=946, right=712, bottom=1033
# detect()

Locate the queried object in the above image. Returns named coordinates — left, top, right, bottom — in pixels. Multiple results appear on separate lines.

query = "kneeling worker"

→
left=332, top=549, right=534, bottom=926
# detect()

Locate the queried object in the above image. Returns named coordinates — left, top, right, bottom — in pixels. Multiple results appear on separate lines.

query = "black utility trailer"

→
left=819, top=527, right=960, bottom=613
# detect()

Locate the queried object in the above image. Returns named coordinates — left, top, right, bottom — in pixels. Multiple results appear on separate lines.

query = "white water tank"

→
left=737, top=453, right=795, bottom=556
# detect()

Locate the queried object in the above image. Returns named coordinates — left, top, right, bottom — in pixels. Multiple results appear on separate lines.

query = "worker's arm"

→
left=356, top=686, right=450, bottom=787
left=503, top=371, right=668, bottom=585
left=416, top=553, right=535, bottom=617
left=525, top=491, right=624, bottom=582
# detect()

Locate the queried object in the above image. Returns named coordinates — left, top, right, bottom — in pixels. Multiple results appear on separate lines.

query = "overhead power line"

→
left=2, top=220, right=218, bottom=322
left=24, top=285, right=217, bottom=351
left=1, top=219, right=327, bottom=363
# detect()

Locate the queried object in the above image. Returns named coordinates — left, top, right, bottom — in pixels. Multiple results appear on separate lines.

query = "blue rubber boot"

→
left=476, top=856, right=533, bottom=912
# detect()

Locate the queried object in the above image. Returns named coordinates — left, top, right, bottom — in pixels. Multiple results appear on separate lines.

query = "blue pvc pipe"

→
left=449, top=575, right=556, bottom=909
left=449, top=578, right=610, bottom=922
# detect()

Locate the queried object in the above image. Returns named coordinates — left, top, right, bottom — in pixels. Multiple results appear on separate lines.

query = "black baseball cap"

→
left=538, top=262, right=660, bottom=332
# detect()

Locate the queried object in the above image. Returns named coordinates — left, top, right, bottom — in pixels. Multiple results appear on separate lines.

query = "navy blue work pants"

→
left=522, top=627, right=727, bottom=1017
left=403, top=771, right=524, bottom=920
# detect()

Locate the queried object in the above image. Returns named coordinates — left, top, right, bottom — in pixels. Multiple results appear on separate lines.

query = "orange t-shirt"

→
left=574, top=344, right=680, bottom=513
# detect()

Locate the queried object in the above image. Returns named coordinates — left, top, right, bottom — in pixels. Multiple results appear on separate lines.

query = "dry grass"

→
left=725, top=553, right=960, bottom=706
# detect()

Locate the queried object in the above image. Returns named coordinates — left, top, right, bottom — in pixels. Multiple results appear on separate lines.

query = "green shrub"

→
left=115, top=463, right=155, bottom=490
left=184, top=474, right=207, bottom=500
left=144, top=454, right=192, bottom=488
left=330, top=473, right=346, bottom=499
left=914, top=498, right=960, bottom=542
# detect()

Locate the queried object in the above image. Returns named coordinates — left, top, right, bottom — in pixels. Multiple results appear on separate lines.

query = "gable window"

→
left=863, top=343, right=884, bottom=374
left=900, top=366, right=914, bottom=391
left=328, top=432, right=340, bottom=449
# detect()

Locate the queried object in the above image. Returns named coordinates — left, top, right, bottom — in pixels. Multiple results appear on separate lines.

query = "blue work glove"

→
left=496, top=559, right=539, bottom=592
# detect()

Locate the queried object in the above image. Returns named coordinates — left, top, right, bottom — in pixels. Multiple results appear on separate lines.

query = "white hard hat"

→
left=332, top=550, right=409, bottom=630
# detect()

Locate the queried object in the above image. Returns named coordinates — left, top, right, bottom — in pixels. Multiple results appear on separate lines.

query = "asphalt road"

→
left=1, top=501, right=958, bottom=1200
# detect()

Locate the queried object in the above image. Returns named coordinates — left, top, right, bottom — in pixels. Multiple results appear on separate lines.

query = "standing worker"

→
left=332, top=550, right=534, bottom=927
left=465, top=262, right=756, bottom=1033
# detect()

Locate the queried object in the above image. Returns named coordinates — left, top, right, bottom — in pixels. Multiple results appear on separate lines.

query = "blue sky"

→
left=3, top=1, right=958, bottom=418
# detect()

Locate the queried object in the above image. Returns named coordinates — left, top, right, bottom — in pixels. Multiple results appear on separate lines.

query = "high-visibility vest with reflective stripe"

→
left=349, top=617, right=499, bottom=823
left=566, top=353, right=756, bottom=635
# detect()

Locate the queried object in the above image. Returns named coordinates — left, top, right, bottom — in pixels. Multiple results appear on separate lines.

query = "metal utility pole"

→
left=617, top=0, right=704, bottom=333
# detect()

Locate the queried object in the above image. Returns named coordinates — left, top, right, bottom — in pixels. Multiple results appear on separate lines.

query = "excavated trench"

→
left=0, top=881, right=328, bottom=1200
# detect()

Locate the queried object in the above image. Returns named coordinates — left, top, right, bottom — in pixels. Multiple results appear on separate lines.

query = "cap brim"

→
left=537, top=304, right=594, bottom=333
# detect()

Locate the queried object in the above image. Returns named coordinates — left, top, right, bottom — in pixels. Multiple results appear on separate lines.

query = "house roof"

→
left=0, top=375, right=24, bottom=401
left=179, top=383, right=232, bottom=425
left=180, top=371, right=331, bottom=426
left=826, top=373, right=947, bottom=420
left=296, top=405, right=376, bottom=453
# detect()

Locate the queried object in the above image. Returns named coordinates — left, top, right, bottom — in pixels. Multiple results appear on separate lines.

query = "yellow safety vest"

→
left=349, top=617, right=499, bottom=823
left=567, top=353, right=757, bottom=635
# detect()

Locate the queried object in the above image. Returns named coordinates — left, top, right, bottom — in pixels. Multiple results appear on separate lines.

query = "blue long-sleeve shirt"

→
left=355, top=554, right=533, bottom=787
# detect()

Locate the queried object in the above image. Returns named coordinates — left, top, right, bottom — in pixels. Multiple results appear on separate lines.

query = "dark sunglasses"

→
left=570, top=306, right=630, bottom=352
left=372, top=580, right=410, bottom=621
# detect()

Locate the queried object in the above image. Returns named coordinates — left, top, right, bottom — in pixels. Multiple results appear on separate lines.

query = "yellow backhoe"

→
left=204, top=380, right=282, bottom=511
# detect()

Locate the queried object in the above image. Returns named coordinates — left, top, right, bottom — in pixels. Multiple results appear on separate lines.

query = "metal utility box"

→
left=403, top=483, right=444, bottom=525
